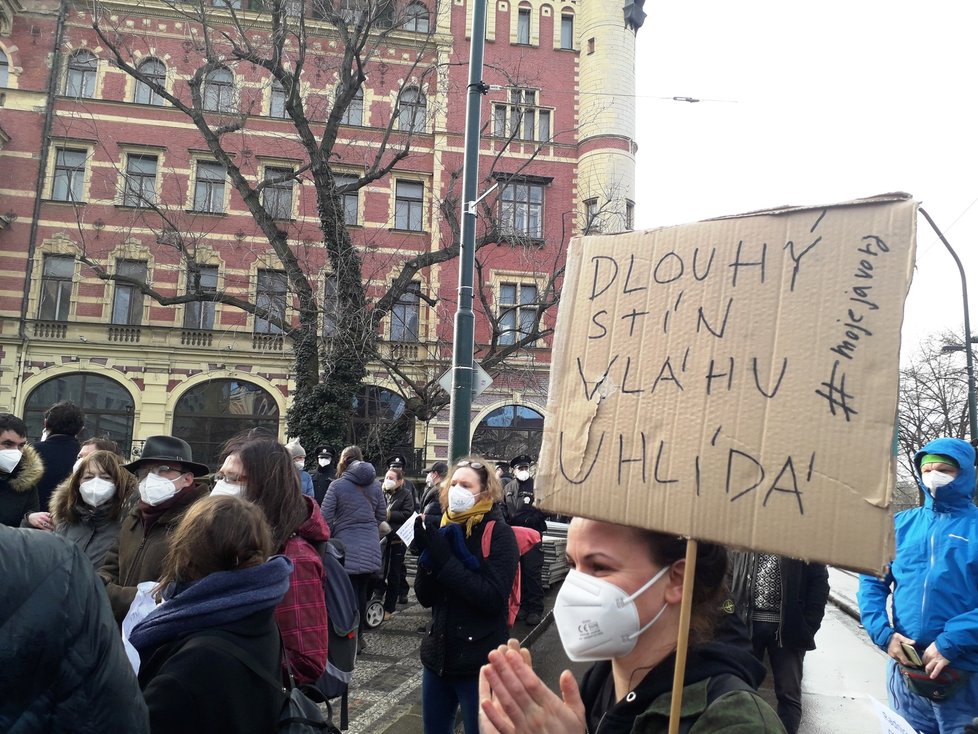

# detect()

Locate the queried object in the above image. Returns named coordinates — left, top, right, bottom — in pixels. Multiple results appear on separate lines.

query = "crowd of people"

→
left=2, top=400, right=977, bottom=733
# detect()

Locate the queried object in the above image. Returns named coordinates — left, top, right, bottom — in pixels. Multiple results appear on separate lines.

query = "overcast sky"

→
left=632, top=1, right=978, bottom=363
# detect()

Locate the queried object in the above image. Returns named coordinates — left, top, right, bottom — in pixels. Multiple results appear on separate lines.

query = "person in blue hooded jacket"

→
left=858, top=437, right=978, bottom=733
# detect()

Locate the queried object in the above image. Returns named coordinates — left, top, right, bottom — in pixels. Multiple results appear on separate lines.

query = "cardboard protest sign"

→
left=537, top=194, right=916, bottom=574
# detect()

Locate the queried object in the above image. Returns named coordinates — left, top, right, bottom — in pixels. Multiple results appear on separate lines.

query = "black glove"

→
left=426, top=522, right=452, bottom=567
left=412, top=515, right=429, bottom=553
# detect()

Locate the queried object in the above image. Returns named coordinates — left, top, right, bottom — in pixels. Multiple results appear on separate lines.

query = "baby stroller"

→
left=363, top=535, right=388, bottom=629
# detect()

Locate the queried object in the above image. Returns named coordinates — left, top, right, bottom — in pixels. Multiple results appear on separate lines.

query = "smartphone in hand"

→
left=901, top=641, right=923, bottom=667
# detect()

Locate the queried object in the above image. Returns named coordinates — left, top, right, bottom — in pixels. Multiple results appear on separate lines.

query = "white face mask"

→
left=515, top=469, right=531, bottom=482
left=554, top=565, right=673, bottom=662
left=425, top=473, right=435, bottom=487
left=922, top=470, right=956, bottom=494
left=294, top=459, right=305, bottom=470
left=138, top=472, right=181, bottom=506
left=447, top=484, right=477, bottom=513
left=318, top=457, right=331, bottom=467
left=0, top=449, right=23, bottom=473
left=79, top=477, right=116, bottom=508
left=383, top=479, right=397, bottom=491
left=211, top=478, right=244, bottom=497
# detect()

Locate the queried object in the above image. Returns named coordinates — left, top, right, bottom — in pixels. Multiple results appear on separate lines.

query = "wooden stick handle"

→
left=667, top=539, right=698, bottom=734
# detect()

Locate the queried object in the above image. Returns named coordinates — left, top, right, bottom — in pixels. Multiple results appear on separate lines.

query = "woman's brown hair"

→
left=61, top=450, right=132, bottom=522
left=236, top=437, right=309, bottom=551
left=438, top=454, right=504, bottom=509
left=157, top=495, right=273, bottom=589
left=337, top=445, right=363, bottom=476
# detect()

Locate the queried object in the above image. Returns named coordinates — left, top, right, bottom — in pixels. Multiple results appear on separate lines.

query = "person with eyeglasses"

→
left=412, top=456, right=519, bottom=734
left=98, top=435, right=210, bottom=624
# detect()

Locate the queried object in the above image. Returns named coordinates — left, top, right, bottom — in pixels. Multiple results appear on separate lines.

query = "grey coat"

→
left=321, top=461, right=385, bottom=574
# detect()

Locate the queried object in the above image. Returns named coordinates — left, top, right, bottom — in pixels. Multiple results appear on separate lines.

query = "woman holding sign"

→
left=478, top=518, right=785, bottom=734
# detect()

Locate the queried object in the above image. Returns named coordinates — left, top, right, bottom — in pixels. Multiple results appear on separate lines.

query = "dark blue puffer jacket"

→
left=859, top=437, right=978, bottom=670
left=0, top=526, right=149, bottom=732
left=320, top=461, right=386, bottom=574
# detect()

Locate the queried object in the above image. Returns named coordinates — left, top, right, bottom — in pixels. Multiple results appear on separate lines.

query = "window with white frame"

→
left=38, top=255, right=74, bottom=321
left=560, top=13, right=574, bottom=49
left=270, top=78, right=289, bottom=118
left=52, top=148, right=87, bottom=202
left=203, top=67, right=235, bottom=112
left=492, top=88, right=550, bottom=142
left=500, top=182, right=543, bottom=239
left=390, top=282, right=420, bottom=342
left=517, top=7, right=530, bottom=44
left=334, top=174, right=359, bottom=226
left=184, top=264, right=218, bottom=330
left=263, top=166, right=294, bottom=220
left=255, top=269, right=288, bottom=334
left=66, top=51, right=97, bottom=98
left=340, top=86, right=364, bottom=126
left=498, top=282, right=538, bottom=345
left=397, top=87, right=426, bottom=132
left=122, top=153, right=158, bottom=208
left=394, top=180, right=424, bottom=231
left=584, top=198, right=601, bottom=233
left=403, top=2, right=430, bottom=32
left=193, top=161, right=226, bottom=213
left=111, top=259, right=148, bottom=325
left=134, top=59, right=166, bottom=105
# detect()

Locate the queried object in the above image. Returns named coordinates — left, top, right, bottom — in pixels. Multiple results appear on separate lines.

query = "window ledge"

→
left=499, top=235, right=546, bottom=247
left=389, top=228, right=427, bottom=235
left=115, top=204, right=157, bottom=211
left=42, top=198, right=87, bottom=206
left=186, top=209, right=227, bottom=217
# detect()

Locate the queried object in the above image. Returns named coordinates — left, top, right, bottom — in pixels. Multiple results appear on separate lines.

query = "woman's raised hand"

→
left=479, top=641, right=585, bottom=734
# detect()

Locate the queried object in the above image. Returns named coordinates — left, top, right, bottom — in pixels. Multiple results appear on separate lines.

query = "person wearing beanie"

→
left=859, top=437, right=978, bottom=733
left=285, top=439, right=315, bottom=499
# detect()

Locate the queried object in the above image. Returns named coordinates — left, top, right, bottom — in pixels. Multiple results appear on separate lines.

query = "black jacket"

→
left=729, top=552, right=829, bottom=651
left=386, top=484, right=416, bottom=538
left=312, top=465, right=335, bottom=506
left=502, top=477, right=548, bottom=534
left=33, top=434, right=80, bottom=510
left=0, top=445, right=42, bottom=527
left=0, top=526, right=149, bottom=733
left=138, top=612, right=282, bottom=734
left=415, top=506, right=518, bottom=676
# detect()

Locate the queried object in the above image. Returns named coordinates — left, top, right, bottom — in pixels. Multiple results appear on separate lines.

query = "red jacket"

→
left=275, top=496, right=330, bottom=685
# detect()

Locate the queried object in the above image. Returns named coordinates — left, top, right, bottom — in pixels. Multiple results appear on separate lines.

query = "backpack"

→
left=481, top=520, right=541, bottom=628
left=304, top=539, right=360, bottom=729
left=676, top=674, right=755, bottom=734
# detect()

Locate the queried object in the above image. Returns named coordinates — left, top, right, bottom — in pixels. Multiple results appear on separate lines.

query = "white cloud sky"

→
left=633, top=1, right=978, bottom=363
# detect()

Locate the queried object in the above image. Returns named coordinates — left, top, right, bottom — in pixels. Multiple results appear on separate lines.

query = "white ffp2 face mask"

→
left=318, top=457, right=331, bottom=467
left=447, top=485, right=477, bottom=513
left=211, top=479, right=244, bottom=497
left=554, top=565, right=673, bottom=662
left=922, top=470, right=956, bottom=495
left=515, top=470, right=531, bottom=483
left=79, top=477, right=116, bottom=507
left=138, top=473, right=180, bottom=506
left=0, top=449, right=23, bottom=474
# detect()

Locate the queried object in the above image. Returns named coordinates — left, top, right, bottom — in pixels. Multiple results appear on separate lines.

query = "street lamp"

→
left=920, top=207, right=977, bottom=444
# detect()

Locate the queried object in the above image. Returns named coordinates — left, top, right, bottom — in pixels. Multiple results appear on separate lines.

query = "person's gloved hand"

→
left=412, top=515, right=429, bottom=553
left=426, top=522, right=452, bottom=567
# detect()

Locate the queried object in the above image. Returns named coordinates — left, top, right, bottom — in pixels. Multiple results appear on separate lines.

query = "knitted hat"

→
left=285, top=439, right=306, bottom=459
left=920, top=453, right=958, bottom=468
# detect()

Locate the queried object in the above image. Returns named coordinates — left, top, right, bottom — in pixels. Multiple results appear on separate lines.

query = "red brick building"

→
left=0, top=0, right=637, bottom=471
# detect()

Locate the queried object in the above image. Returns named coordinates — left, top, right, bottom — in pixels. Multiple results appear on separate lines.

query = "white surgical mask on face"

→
left=554, top=564, right=673, bottom=662
left=138, top=472, right=180, bottom=506
left=294, top=459, right=305, bottom=470
left=426, top=473, right=435, bottom=487
left=211, top=478, right=244, bottom=497
left=318, top=457, right=331, bottom=467
left=515, top=469, right=531, bottom=482
left=79, top=477, right=116, bottom=507
left=0, top=449, right=23, bottom=473
left=447, top=485, right=477, bottom=513
left=383, top=479, right=397, bottom=491
left=923, top=470, right=956, bottom=494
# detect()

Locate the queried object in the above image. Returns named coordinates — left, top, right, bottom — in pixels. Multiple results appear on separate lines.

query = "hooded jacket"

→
left=0, top=445, right=43, bottom=527
left=320, top=461, right=386, bottom=574
left=0, top=525, right=149, bottom=733
left=579, top=642, right=784, bottom=734
left=858, top=437, right=978, bottom=671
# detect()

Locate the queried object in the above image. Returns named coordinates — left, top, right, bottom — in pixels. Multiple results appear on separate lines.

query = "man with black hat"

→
left=312, top=444, right=336, bottom=505
left=503, top=454, right=547, bottom=625
left=98, top=435, right=209, bottom=624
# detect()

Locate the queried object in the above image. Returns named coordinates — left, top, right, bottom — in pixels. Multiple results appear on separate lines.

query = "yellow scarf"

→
left=440, top=496, right=495, bottom=537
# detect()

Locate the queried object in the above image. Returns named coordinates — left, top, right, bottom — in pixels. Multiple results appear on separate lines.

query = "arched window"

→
left=397, top=87, right=426, bottom=132
left=403, top=2, right=430, bottom=32
left=172, top=379, right=280, bottom=470
left=203, top=67, right=235, bottom=112
left=66, top=51, right=97, bottom=98
left=134, top=58, right=166, bottom=105
left=23, top=373, right=135, bottom=453
left=471, top=404, right=544, bottom=461
left=350, top=385, right=415, bottom=470
left=0, top=50, right=9, bottom=88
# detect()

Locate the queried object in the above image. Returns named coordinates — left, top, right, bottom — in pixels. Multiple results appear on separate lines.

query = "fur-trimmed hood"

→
left=2, top=445, right=44, bottom=494
left=48, top=470, right=137, bottom=525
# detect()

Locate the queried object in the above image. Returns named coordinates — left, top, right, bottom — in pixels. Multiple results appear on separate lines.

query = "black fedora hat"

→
left=125, top=435, right=209, bottom=477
